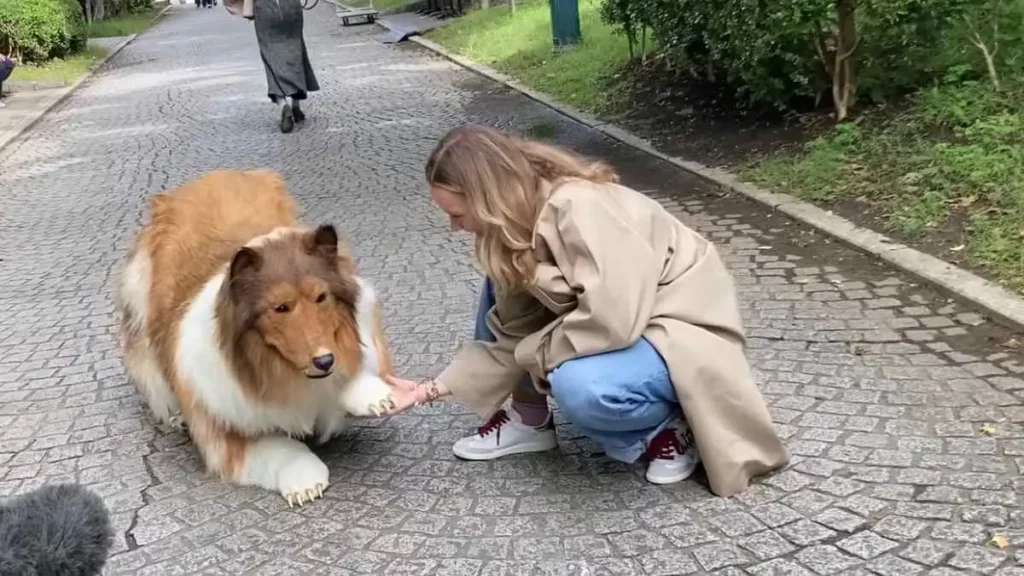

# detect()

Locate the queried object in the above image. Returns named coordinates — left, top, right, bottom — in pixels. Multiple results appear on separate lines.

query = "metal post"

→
left=548, top=0, right=581, bottom=50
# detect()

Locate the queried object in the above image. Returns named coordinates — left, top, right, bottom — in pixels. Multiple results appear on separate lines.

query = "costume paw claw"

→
left=276, top=452, right=329, bottom=508
left=341, top=374, right=397, bottom=417
left=368, top=397, right=396, bottom=416
left=284, top=483, right=326, bottom=508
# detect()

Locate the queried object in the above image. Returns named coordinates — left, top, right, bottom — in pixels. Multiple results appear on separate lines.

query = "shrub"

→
left=100, top=0, right=154, bottom=18
left=0, top=0, right=87, bottom=63
left=599, top=0, right=1002, bottom=118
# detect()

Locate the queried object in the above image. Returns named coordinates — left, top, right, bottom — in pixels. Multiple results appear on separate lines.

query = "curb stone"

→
left=0, top=4, right=173, bottom=154
left=402, top=34, right=1024, bottom=333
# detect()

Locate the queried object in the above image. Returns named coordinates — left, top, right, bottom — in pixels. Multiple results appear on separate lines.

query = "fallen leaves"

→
left=1001, top=338, right=1022, bottom=349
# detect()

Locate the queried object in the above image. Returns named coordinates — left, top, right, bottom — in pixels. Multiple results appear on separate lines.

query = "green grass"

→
left=88, top=7, right=161, bottom=38
left=427, top=0, right=638, bottom=113
left=350, top=0, right=417, bottom=11
left=8, top=8, right=160, bottom=85
left=8, top=45, right=109, bottom=85
left=743, top=79, right=1024, bottom=292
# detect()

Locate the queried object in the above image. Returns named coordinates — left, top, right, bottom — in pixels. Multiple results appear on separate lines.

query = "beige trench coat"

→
left=438, top=178, right=789, bottom=497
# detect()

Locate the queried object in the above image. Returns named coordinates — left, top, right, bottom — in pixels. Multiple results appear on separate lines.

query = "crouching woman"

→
left=387, top=124, right=788, bottom=495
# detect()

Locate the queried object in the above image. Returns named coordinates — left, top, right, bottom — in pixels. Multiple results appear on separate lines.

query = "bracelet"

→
left=420, top=379, right=441, bottom=405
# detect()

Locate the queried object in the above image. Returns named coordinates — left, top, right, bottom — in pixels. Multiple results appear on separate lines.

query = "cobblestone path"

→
left=1, top=4, right=1023, bottom=575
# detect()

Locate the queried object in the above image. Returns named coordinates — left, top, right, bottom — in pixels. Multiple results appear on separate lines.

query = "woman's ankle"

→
left=511, top=401, right=550, bottom=427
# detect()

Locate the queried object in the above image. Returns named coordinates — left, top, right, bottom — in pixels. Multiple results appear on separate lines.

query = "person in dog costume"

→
left=385, top=124, right=788, bottom=495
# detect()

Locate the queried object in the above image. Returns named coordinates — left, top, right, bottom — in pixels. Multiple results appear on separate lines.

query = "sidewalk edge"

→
left=0, top=3, right=173, bottom=154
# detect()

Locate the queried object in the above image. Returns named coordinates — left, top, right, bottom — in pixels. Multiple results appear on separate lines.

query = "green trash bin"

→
left=548, top=0, right=582, bottom=49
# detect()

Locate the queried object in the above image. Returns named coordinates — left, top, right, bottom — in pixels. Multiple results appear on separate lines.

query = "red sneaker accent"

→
left=477, top=410, right=511, bottom=440
left=645, top=428, right=683, bottom=460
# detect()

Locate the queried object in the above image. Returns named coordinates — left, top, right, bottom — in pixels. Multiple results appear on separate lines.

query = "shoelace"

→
left=477, top=409, right=511, bottom=443
left=646, top=428, right=684, bottom=460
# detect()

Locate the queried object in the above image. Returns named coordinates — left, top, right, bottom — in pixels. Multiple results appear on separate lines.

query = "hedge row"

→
left=0, top=0, right=87, bottom=63
left=600, top=0, right=1024, bottom=118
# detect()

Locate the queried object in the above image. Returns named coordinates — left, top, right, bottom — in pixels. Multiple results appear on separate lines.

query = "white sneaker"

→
left=645, top=420, right=701, bottom=484
left=453, top=408, right=558, bottom=460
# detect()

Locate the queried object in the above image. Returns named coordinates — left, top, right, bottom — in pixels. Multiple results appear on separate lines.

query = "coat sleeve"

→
left=437, top=289, right=554, bottom=417
left=532, top=191, right=661, bottom=373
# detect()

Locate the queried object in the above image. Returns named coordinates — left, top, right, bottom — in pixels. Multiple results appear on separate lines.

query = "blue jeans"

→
left=474, top=278, right=681, bottom=463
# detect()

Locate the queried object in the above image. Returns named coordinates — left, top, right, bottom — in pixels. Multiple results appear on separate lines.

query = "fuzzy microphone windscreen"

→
left=0, top=483, right=114, bottom=576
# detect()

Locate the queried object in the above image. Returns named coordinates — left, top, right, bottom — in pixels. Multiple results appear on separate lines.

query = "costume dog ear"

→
left=306, top=224, right=339, bottom=261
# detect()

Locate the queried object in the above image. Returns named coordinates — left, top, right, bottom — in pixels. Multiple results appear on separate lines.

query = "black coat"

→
left=0, top=56, right=14, bottom=85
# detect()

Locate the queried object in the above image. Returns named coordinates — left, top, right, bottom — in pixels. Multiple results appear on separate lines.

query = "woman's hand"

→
left=384, top=375, right=424, bottom=414
left=383, top=375, right=452, bottom=414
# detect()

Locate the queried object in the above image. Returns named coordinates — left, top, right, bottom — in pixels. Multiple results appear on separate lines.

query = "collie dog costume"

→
left=116, top=170, right=396, bottom=506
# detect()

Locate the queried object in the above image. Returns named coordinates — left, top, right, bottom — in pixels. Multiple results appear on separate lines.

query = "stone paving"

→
left=1, top=3, right=1023, bottom=575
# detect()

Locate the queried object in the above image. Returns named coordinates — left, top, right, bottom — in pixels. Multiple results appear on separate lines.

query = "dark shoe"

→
left=280, top=104, right=294, bottom=134
left=292, top=106, right=305, bottom=123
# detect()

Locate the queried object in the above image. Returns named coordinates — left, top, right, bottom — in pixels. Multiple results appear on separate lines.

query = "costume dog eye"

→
left=316, top=293, right=327, bottom=303
left=274, top=304, right=290, bottom=313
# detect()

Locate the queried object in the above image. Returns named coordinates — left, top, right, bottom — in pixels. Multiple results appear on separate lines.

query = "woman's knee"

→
left=548, top=341, right=677, bottom=430
left=548, top=361, right=611, bottom=421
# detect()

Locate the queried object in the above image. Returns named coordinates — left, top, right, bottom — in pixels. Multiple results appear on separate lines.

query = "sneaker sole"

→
left=452, top=435, right=558, bottom=461
left=645, top=451, right=701, bottom=484
left=645, top=463, right=698, bottom=485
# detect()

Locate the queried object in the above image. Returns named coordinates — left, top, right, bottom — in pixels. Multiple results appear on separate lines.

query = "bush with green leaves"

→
left=0, top=0, right=87, bottom=62
left=599, top=0, right=1015, bottom=117
left=98, top=0, right=154, bottom=18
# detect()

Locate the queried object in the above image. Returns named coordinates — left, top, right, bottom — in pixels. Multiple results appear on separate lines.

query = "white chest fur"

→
left=175, top=272, right=385, bottom=438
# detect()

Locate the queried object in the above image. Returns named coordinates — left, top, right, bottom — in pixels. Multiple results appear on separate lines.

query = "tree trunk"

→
left=95, top=0, right=106, bottom=22
left=85, top=0, right=93, bottom=24
left=833, top=0, right=857, bottom=121
left=640, top=26, right=647, bottom=64
left=965, top=5, right=1002, bottom=92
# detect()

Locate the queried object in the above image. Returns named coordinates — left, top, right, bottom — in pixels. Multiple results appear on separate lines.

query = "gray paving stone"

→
left=794, top=544, right=862, bottom=573
left=748, top=558, right=817, bottom=576
left=1, top=2, right=1023, bottom=574
left=865, top=554, right=925, bottom=576
left=947, top=545, right=1008, bottom=572
left=836, top=530, right=900, bottom=559
left=737, top=529, right=797, bottom=560
left=898, top=540, right=954, bottom=566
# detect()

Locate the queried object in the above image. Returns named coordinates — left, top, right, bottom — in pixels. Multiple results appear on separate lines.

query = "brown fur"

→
left=119, top=169, right=386, bottom=484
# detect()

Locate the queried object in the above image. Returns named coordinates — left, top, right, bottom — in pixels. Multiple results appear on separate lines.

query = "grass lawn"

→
left=8, top=45, right=109, bottom=85
left=351, top=0, right=417, bottom=11
left=423, top=0, right=1024, bottom=294
left=88, top=7, right=162, bottom=38
left=8, top=8, right=161, bottom=86
left=742, top=80, right=1024, bottom=293
left=426, top=0, right=637, bottom=113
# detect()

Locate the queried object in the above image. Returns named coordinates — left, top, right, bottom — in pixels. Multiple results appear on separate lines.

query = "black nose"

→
left=312, top=354, right=334, bottom=371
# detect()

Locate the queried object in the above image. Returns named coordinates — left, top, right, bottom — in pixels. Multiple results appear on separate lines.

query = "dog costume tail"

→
left=0, top=484, right=114, bottom=576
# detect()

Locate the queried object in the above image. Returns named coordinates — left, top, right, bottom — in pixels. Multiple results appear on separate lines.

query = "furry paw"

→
left=277, top=453, right=329, bottom=508
left=339, top=373, right=396, bottom=417
left=168, top=413, right=188, bottom=431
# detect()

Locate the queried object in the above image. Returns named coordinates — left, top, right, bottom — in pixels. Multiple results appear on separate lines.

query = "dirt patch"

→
left=606, top=62, right=1019, bottom=298
left=607, top=61, right=833, bottom=169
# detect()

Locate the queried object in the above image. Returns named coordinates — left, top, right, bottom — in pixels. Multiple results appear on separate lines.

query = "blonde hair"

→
left=425, top=124, right=618, bottom=291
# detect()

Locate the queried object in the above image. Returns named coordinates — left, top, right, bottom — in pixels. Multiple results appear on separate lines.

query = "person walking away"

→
left=0, top=54, right=14, bottom=109
left=225, top=0, right=320, bottom=133
left=382, top=124, right=789, bottom=496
